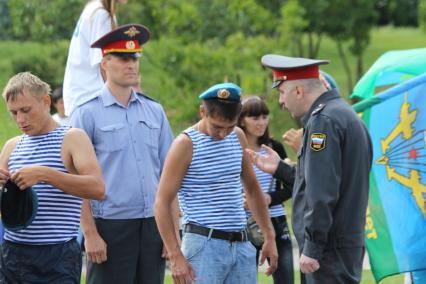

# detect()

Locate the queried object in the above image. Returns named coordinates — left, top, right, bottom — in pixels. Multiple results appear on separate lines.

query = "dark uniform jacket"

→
left=267, top=139, right=293, bottom=206
left=274, top=89, right=373, bottom=261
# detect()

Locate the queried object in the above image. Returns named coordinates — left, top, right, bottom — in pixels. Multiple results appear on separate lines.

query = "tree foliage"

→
left=7, top=0, right=84, bottom=41
left=0, top=0, right=12, bottom=40
left=2, top=0, right=384, bottom=133
left=419, top=0, right=426, bottom=32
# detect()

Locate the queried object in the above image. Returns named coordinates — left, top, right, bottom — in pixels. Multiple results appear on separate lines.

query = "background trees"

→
left=1, top=0, right=425, bottom=144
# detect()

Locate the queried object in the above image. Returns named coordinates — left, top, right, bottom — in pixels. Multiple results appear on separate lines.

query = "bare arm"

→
left=154, top=134, right=196, bottom=284
left=10, top=128, right=105, bottom=200
left=235, top=128, right=278, bottom=275
left=0, top=136, right=20, bottom=186
left=81, top=199, right=107, bottom=264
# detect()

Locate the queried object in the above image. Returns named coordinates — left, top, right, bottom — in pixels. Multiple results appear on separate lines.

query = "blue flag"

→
left=353, top=73, right=426, bottom=282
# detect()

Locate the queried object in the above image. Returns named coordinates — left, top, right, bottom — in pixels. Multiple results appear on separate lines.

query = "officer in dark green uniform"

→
left=251, top=55, right=373, bottom=284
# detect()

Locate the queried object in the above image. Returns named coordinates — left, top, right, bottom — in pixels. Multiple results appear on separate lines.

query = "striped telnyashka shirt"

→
left=248, top=147, right=286, bottom=218
left=179, top=128, right=246, bottom=232
left=5, top=126, right=82, bottom=245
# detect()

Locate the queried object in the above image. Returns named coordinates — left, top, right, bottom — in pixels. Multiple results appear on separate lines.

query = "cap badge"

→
left=124, top=26, right=140, bottom=38
left=125, top=40, right=136, bottom=49
left=217, top=89, right=230, bottom=99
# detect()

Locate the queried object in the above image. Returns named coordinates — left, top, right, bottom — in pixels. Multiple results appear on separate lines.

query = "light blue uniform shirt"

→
left=70, top=85, right=173, bottom=219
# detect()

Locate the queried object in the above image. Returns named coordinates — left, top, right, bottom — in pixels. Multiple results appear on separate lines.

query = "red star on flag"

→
left=408, top=148, right=417, bottom=159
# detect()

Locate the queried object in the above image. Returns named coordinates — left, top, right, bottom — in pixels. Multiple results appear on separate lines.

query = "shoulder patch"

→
left=310, top=133, right=326, bottom=151
left=137, top=92, right=158, bottom=103
left=312, top=103, right=326, bottom=115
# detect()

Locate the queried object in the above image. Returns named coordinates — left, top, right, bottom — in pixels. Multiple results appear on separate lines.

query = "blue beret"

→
left=1, top=179, right=38, bottom=232
left=319, top=70, right=339, bottom=91
left=199, top=83, right=241, bottom=101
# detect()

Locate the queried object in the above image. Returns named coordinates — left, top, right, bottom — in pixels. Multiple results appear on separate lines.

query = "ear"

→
left=199, top=105, right=205, bottom=118
left=42, top=94, right=51, bottom=108
left=101, top=57, right=108, bottom=73
left=295, top=85, right=305, bottom=99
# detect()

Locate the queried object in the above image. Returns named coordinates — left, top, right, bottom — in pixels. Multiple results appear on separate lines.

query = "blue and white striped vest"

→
left=5, top=126, right=82, bottom=245
left=179, top=128, right=246, bottom=232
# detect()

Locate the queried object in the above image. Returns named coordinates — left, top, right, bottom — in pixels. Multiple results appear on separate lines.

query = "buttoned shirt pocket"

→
left=95, top=123, right=127, bottom=152
left=137, top=120, right=160, bottom=150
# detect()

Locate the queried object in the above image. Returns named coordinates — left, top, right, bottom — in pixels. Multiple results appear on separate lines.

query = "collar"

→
left=302, top=89, right=340, bottom=126
left=100, top=85, right=140, bottom=108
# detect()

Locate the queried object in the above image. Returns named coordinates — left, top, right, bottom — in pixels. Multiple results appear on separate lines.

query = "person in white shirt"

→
left=63, top=0, right=127, bottom=116
left=51, top=87, right=70, bottom=126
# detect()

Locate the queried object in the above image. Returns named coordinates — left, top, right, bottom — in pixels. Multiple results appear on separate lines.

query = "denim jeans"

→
left=255, top=216, right=294, bottom=284
left=181, top=232, right=257, bottom=284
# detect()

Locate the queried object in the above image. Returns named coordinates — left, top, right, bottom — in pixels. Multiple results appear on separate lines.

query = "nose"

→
left=16, top=112, right=26, bottom=124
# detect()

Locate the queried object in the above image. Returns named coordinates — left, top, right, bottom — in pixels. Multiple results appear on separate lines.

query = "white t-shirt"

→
left=63, top=0, right=112, bottom=116
left=52, top=113, right=70, bottom=126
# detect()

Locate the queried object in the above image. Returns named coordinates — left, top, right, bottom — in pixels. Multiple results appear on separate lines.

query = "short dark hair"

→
left=51, top=87, right=63, bottom=104
left=202, top=99, right=242, bottom=121
left=238, top=96, right=271, bottom=146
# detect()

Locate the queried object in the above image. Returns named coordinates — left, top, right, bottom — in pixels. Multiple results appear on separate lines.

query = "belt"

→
left=184, top=224, right=248, bottom=242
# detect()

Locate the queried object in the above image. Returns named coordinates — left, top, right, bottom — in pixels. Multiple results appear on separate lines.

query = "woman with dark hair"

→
left=239, top=95, right=294, bottom=284
left=63, top=0, right=128, bottom=116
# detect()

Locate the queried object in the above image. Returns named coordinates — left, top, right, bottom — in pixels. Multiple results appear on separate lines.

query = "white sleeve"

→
left=89, top=9, right=112, bottom=67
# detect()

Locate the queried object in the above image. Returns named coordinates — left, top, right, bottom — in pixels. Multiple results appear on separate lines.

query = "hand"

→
left=245, top=144, right=281, bottom=175
left=0, top=168, right=10, bottom=187
left=10, top=165, right=45, bottom=189
left=263, top=193, right=271, bottom=206
left=259, top=238, right=278, bottom=275
left=85, top=232, right=108, bottom=264
left=170, top=253, right=196, bottom=284
left=282, top=128, right=303, bottom=153
left=300, top=254, right=320, bottom=274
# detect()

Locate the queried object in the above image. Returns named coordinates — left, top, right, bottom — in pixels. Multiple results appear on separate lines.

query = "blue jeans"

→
left=181, top=232, right=257, bottom=284
left=255, top=216, right=294, bottom=284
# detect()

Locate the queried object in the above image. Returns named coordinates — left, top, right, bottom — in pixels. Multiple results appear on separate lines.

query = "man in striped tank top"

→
left=0, top=72, right=105, bottom=283
left=155, top=83, right=278, bottom=284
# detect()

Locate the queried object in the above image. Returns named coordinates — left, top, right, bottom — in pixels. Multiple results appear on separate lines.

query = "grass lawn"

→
left=81, top=270, right=404, bottom=283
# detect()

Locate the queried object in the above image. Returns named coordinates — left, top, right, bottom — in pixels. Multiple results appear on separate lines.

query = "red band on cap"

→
left=272, top=66, right=319, bottom=82
left=102, top=40, right=142, bottom=56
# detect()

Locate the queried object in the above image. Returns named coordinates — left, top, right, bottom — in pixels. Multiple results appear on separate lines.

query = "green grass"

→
left=80, top=270, right=404, bottom=284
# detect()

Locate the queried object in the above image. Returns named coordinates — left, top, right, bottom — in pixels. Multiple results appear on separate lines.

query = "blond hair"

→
left=2, top=72, right=51, bottom=102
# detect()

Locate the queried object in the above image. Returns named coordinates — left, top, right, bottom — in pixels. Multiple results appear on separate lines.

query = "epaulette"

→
left=312, top=103, right=326, bottom=115
left=137, top=92, right=158, bottom=103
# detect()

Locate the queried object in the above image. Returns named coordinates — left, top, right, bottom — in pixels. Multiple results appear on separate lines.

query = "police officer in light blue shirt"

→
left=70, top=24, right=174, bottom=284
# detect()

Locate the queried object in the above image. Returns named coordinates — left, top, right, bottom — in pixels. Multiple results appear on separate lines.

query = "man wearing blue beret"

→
left=247, top=55, right=373, bottom=284
left=71, top=24, right=174, bottom=284
left=154, top=82, right=278, bottom=284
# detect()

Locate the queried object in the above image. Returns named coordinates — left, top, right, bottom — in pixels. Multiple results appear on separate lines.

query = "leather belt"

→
left=184, top=223, right=248, bottom=242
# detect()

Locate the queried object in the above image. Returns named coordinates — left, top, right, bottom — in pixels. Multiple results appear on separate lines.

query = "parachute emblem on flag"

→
left=375, top=93, right=426, bottom=219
